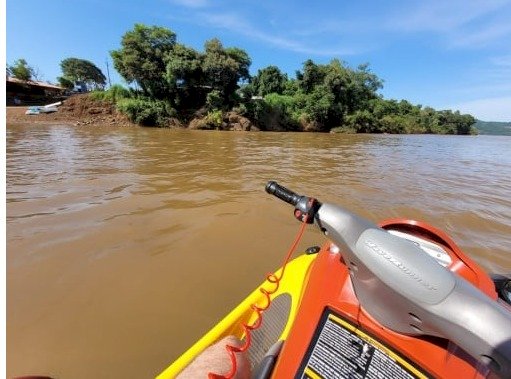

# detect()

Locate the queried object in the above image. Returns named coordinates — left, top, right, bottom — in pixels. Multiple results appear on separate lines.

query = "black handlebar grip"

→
left=265, top=181, right=301, bottom=206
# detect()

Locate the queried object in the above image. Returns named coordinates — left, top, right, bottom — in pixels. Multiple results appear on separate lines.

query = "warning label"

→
left=296, top=309, right=429, bottom=379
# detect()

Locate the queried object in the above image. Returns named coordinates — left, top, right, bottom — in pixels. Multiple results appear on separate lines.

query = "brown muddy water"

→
left=6, top=124, right=511, bottom=378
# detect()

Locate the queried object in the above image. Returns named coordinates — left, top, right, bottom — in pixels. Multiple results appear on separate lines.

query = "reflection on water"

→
left=6, top=124, right=511, bottom=378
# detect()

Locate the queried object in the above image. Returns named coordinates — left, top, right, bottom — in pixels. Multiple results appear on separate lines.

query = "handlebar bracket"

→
left=293, top=197, right=321, bottom=224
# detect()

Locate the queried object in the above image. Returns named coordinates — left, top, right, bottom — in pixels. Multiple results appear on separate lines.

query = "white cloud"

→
left=390, top=0, right=508, bottom=32
left=195, top=12, right=359, bottom=56
left=448, top=96, right=511, bottom=121
left=287, top=20, right=370, bottom=38
left=449, top=22, right=511, bottom=48
left=388, top=0, right=511, bottom=48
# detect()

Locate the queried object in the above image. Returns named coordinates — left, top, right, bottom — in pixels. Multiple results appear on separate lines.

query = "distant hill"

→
left=474, top=120, right=511, bottom=136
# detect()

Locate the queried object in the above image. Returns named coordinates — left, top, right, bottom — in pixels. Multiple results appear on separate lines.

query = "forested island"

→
left=474, top=121, right=511, bottom=136
left=13, top=23, right=479, bottom=134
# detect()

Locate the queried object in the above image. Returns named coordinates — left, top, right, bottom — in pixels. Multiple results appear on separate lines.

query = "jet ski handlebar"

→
left=266, top=181, right=511, bottom=378
left=265, top=181, right=320, bottom=224
left=265, top=181, right=301, bottom=206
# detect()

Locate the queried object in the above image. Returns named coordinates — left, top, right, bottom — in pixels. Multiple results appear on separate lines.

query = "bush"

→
left=205, top=110, right=223, bottom=128
left=264, top=93, right=295, bottom=112
left=378, top=114, right=426, bottom=134
left=344, top=110, right=379, bottom=133
left=304, top=86, right=335, bottom=127
left=90, top=84, right=132, bottom=103
left=244, top=98, right=270, bottom=125
left=330, top=125, right=357, bottom=133
left=379, top=115, right=406, bottom=134
left=117, top=98, right=176, bottom=126
left=89, top=91, right=107, bottom=101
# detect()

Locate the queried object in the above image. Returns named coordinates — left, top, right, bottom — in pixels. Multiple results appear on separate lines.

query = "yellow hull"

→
left=156, top=253, right=318, bottom=378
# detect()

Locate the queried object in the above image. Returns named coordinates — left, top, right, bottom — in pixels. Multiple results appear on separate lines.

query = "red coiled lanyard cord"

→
left=208, top=212, right=310, bottom=378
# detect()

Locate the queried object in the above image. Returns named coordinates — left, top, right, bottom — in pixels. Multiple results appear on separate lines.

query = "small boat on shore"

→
left=158, top=181, right=511, bottom=379
left=25, top=101, right=62, bottom=115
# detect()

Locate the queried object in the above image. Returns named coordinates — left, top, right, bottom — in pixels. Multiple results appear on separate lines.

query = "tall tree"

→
left=165, top=43, right=202, bottom=88
left=111, top=24, right=176, bottom=98
left=8, top=58, right=34, bottom=81
left=299, top=59, right=325, bottom=93
left=252, top=65, right=287, bottom=96
left=202, top=38, right=251, bottom=103
left=60, top=58, right=106, bottom=89
left=225, top=47, right=251, bottom=83
left=164, top=43, right=203, bottom=107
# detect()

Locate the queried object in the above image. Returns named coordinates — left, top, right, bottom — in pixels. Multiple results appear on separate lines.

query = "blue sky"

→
left=5, top=0, right=511, bottom=121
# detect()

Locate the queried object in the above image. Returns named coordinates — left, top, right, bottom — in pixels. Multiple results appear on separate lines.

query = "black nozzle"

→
left=265, top=181, right=301, bottom=206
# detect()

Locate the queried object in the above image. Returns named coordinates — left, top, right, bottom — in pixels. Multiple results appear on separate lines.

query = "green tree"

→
left=165, top=44, right=202, bottom=88
left=371, top=98, right=399, bottom=119
left=252, top=65, right=287, bottom=96
left=457, top=114, right=477, bottom=134
left=436, top=110, right=476, bottom=135
left=345, top=110, right=380, bottom=133
left=293, top=59, right=383, bottom=128
left=225, top=47, right=251, bottom=83
left=379, top=114, right=408, bottom=133
left=264, top=93, right=300, bottom=130
left=303, top=85, right=335, bottom=128
left=325, top=61, right=382, bottom=115
left=282, top=79, right=299, bottom=96
left=9, top=58, right=34, bottom=81
left=202, top=38, right=251, bottom=103
left=60, top=58, right=106, bottom=89
left=164, top=43, right=203, bottom=108
left=57, top=76, right=74, bottom=89
left=103, top=22, right=479, bottom=134
left=111, top=24, right=176, bottom=98
left=418, top=107, right=440, bottom=133
left=345, top=63, right=382, bottom=113
left=299, top=59, right=325, bottom=93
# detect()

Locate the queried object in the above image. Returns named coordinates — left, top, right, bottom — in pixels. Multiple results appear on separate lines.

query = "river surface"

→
left=6, top=124, right=511, bottom=378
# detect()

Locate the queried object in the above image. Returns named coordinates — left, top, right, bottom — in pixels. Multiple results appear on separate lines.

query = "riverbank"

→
left=6, top=94, right=136, bottom=127
left=6, top=94, right=261, bottom=131
left=6, top=93, right=482, bottom=134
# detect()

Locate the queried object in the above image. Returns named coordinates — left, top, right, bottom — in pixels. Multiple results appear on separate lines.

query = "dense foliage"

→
left=89, top=84, right=133, bottom=102
left=57, top=76, right=74, bottom=89
left=251, top=66, right=287, bottom=97
left=104, top=23, right=477, bottom=133
left=111, top=24, right=176, bottom=99
left=117, top=97, right=176, bottom=126
left=60, top=58, right=106, bottom=89
left=8, top=58, right=35, bottom=81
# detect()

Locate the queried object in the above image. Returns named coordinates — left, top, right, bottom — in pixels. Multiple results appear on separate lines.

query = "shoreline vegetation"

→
left=9, top=23, right=478, bottom=134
